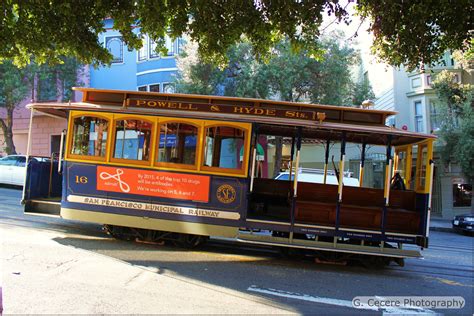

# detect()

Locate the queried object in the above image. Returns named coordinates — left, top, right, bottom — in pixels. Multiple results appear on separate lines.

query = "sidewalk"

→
left=429, top=216, right=453, bottom=233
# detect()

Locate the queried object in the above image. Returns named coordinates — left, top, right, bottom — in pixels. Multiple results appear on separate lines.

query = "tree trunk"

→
left=0, top=107, right=17, bottom=155
left=273, top=136, right=283, bottom=178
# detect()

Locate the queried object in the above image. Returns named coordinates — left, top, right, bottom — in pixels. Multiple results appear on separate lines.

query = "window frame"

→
left=394, top=145, right=413, bottom=189
left=414, top=140, right=433, bottom=193
left=155, top=117, right=203, bottom=171
left=109, top=114, right=156, bottom=166
left=162, top=82, right=175, bottom=93
left=149, top=83, right=161, bottom=92
left=414, top=100, right=424, bottom=132
left=137, top=34, right=148, bottom=62
left=104, top=35, right=124, bottom=64
left=200, top=121, right=251, bottom=176
left=66, top=111, right=112, bottom=162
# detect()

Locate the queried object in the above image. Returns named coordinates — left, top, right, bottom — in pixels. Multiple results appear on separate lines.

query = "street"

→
left=1, top=186, right=473, bottom=314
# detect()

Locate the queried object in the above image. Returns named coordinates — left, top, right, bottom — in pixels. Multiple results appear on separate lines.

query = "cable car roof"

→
left=26, top=87, right=436, bottom=146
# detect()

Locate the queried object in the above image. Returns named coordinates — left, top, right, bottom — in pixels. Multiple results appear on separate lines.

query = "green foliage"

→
left=356, top=0, right=472, bottom=71
left=0, top=60, right=33, bottom=153
left=432, top=70, right=474, bottom=181
left=0, top=57, right=82, bottom=154
left=351, top=57, right=375, bottom=107
left=1, top=1, right=471, bottom=69
left=0, top=60, right=33, bottom=108
left=176, top=34, right=358, bottom=105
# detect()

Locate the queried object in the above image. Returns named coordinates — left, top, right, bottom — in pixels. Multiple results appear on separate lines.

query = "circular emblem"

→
left=216, top=184, right=236, bottom=204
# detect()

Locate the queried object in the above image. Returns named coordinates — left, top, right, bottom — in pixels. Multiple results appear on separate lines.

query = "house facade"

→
left=90, top=18, right=182, bottom=92
left=375, top=52, right=473, bottom=219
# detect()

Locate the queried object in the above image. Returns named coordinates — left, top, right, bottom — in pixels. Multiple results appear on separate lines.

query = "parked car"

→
left=275, top=168, right=360, bottom=187
left=0, top=155, right=49, bottom=186
left=452, top=213, right=474, bottom=235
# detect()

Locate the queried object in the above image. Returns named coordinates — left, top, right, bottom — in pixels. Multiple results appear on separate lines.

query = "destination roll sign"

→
left=126, top=98, right=326, bottom=122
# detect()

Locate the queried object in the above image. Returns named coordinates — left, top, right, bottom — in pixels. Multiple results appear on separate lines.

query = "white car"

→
left=275, top=168, right=360, bottom=187
left=0, top=155, right=49, bottom=186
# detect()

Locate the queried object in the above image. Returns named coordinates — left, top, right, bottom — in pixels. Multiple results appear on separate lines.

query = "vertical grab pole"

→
left=426, top=141, right=435, bottom=237
left=384, top=136, right=393, bottom=206
left=293, top=128, right=302, bottom=198
left=21, top=109, right=35, bottom=204
left=249, top=126, right=259, bottom=192
left=58, top=129, right=66, bottom=173
left=290, top=127, right=302, bottom=243
left=337, top=133, right=346, bottom=202
left=289, top=136, right=296, bottom=182
left=323, top=139, right=330, bottom=184
left=359, top=143, right=366, bottom=187
left=335, top=132, right=346, bottom=235
left=381, top=135, right=393, bottom=239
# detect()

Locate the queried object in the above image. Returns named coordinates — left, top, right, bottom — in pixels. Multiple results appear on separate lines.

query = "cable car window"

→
left=114, top=119, right=153, bottom=161
left=71, top=116, right=108, bottom=157
left=416, top=144, right=428, bottom=191
left=203, top=126, right=245, bottom=169
left=158, top=122, right=197, bottom=165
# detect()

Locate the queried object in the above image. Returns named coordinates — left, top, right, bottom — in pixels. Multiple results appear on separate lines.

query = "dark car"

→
left=452, top=213, right=474, bottom=235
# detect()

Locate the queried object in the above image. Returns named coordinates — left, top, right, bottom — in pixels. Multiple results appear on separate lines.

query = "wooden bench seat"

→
left=251, top=178, right=421, bottom=234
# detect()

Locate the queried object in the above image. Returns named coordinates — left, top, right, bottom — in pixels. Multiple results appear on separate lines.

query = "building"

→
left=1, top=19, right=182, bottom=157
left=375, top=52, right=474, bottom=219
left=90, top=18, right=182, bottom=92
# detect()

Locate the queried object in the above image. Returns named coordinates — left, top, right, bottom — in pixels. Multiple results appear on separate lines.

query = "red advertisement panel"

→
left=97, top=166, right=210, bottom=202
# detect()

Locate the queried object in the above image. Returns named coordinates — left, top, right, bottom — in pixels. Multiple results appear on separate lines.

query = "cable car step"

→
left=24, top=199, right=61, bottom=216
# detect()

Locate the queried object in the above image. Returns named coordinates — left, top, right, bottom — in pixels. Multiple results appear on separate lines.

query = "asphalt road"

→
left=1, top=186, right=473, bottom=314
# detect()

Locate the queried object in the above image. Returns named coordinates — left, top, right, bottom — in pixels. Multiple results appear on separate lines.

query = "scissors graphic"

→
left=99, top=168, right=131, bottom=193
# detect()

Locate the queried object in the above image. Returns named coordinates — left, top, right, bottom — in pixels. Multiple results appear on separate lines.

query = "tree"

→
left=356, top=0, right=473, bottom=70
left=177, top=34, right=357, bottom=103
left=0, top=61, right=33, bottom=154
left=351, top=57, right=375, bottom=107
left=432, top=70, right=474, bottom=210
left=0, top=57, right=82, bottom=154
left=176, top=34, right=358, bottom=176
left=1, top=1, right=471, bottom=69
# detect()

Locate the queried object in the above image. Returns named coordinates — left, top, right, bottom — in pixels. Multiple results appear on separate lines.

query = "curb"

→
left=429, top=226, right=454, bottom=233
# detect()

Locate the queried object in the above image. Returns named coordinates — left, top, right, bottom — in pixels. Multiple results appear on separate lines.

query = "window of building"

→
left=51, top=135, right=62, bottom=154
left=429, top=99, right=440, bottom=132
left=149, top=38, right=159, bottom=59
left=453, top=184, right=472, bottom=207
left=70, top=116, right=109, bottom=158
left=37, top=73, right=57, bottom=101
left=113, top=119, right=153, bottom=161
left=149, top=84, right=160, bottom=92
left=138, top=35, right=148, bottom=61
left=105, top=36, right=124, bottom=64
left=203, top=126, right=245, bottom=170
left=411, top=77, right=421, bottom=89
left=138, top=86, right=147, bottom=92
left=426, top=75, right=432, bottom=86
left=386, top=116, right=396, bottom=127
left=165, top=35, right=175, bottom=56
left=157, top=122, right=198, bottom=166
left=414, top=101, right=424, bottom=132
left=163, top=83, right=175, bottom=93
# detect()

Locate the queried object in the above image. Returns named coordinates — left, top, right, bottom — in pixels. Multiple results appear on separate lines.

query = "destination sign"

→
left=126, top=99, right=326, bottom=122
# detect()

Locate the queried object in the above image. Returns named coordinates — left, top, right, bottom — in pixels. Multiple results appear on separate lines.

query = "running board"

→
left=236, top=232, right=422, bottom=258
left=24, top=199, right=61, bottom=216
